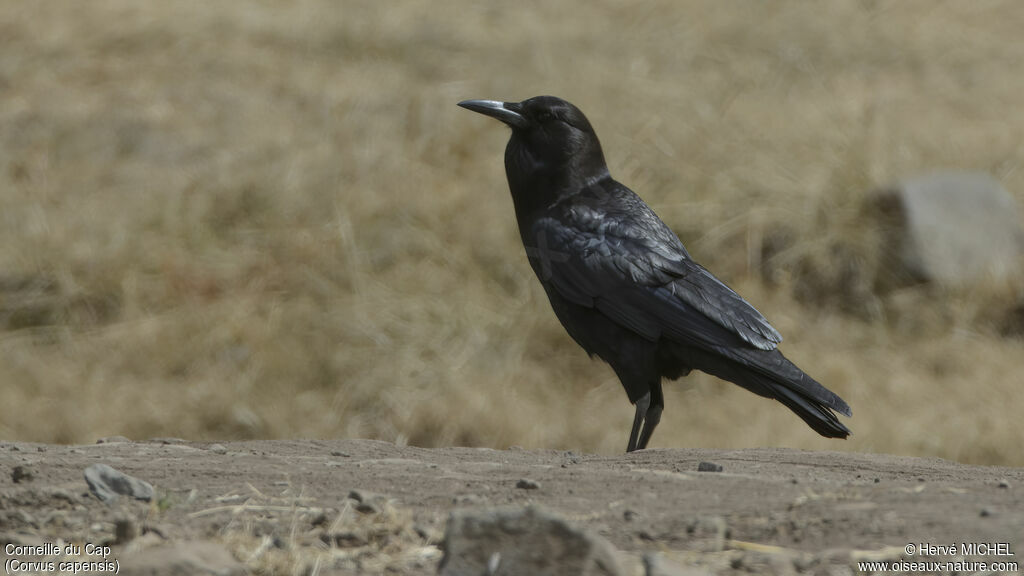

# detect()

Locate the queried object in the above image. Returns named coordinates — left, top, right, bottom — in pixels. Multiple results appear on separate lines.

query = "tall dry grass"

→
left=0, top=1, right=1022, bottom=464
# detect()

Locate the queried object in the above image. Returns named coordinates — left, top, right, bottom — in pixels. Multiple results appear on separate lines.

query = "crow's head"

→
left=459, top=96, right=608, bottom=192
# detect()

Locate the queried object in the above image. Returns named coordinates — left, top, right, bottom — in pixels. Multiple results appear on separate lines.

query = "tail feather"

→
left=764, top=378, right=851, bottom=438
left=723, top=345, right=852, bottom=418
left=666, top=343, right=852, bottom=438
left=718, top=362, right=851, bottom=439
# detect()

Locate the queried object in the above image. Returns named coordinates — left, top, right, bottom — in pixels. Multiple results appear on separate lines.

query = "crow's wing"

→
left=530, top=182, right=782, bottom=352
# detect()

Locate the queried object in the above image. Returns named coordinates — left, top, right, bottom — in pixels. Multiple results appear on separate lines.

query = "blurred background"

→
left=1, top=1, right=1022, bottom=465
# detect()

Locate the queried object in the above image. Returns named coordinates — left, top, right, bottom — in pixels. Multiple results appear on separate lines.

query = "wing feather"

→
left=531, top=182, right=782, bottom=352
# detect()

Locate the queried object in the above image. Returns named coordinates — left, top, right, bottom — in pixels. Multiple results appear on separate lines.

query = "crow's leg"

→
left=627, top=391, right=651, bottom=452
left=636, top=381, right=664, bottom=450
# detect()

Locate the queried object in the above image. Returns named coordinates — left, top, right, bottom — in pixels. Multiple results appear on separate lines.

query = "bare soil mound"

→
left=1, top=440, right=1021, bottom=574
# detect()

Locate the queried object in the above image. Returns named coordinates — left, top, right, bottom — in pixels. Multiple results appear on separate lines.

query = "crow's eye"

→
left=536, top=111, right=555, bottom=123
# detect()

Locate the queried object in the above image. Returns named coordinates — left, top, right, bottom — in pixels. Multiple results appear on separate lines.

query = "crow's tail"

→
left=667, top=344, right=852, bottom=438
left=754, top=371, right=851, bottom=438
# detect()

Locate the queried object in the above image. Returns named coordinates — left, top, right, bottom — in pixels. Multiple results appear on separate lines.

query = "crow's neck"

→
left=504, top=141, right=609, bottom=223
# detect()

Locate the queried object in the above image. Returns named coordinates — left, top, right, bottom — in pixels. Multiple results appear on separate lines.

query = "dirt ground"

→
left=1, top=440, right=1020, bottom=575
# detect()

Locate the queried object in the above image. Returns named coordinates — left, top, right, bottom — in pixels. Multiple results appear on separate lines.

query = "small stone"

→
left=142, top=524, right=170, bottom=539
left=11, top=465, right=34, bottom=483
left=697, top=461, right=723, bottom=473
left=114, top=518, right=138, bottom=544
left=96, top=436, right=131, bottom=444
left=330, top=450, right=351, bottom=457
left=515, top=478, right=541, bottom=490
left=874, top=478, right=880, bottom=483
left=997, top=479, right=1010, bottom=489
left=322, top=531, right=367, bottom=548
left=347, top=489, right=372, bottom=502
left=487, top=552, right=501, bottom=575
left=355, top=501, right=379, bottom=514
left=413, top=523, right=440, bottom=542
left=84, top=464, right=154, bottom=503
left=348, top=489, right=389, bottom=514
left=208, top=443, right=228, bottom=454
left=980, top=508, right=992, bottom=517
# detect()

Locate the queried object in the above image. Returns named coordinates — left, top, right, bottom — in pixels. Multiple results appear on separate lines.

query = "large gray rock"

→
left=438, top=505, right=623, bottom=576
left=870, top=172, right=1023, bottom=289
left=84, top=464, right=154, bottom=503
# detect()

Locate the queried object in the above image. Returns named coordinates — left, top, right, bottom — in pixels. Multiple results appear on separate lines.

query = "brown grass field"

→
left=0, top=1, right=1022, bottom=465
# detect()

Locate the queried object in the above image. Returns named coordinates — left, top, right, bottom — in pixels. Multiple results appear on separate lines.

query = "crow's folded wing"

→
left=530, top=211, right=782, bottom=352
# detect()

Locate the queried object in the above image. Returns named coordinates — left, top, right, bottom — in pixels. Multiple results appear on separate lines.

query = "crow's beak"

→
left=458, top=99, right=528, bottom=130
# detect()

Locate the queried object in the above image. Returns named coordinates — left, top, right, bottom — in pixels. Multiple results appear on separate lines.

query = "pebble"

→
left=11, top=465, right=34, bottom=484
left=697, top=461, right=723, bottom=472
left=516, top=478, right=541, bottom=490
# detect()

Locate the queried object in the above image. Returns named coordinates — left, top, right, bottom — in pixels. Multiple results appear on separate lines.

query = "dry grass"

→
left=211, top=485, right=438, bottom=575
left=0, top=1, right=1022, bottom=464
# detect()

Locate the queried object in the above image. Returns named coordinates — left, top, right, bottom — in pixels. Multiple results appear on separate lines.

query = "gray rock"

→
left=438, top=505, right=623, bottom=576
left=119, top=540, right=246, bottom=576
left=11, top=465, right=34, bottom=483
left=84, top=464, right=154, bottom=503
left=696, top=461, right=722, bottom=473
left=348, top=489, right=391, bottom=514
left=515, top=478, right=541, bottom=490
left=870, top=172, right=1023, bottom=289
left=115, top=517, right=139, bottom=544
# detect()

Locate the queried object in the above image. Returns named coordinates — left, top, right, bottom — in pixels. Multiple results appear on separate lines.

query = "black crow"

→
left=458, top=96, right=851, bottom=452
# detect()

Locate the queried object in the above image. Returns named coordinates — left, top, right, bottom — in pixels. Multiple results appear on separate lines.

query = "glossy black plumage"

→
left=459, top=96, right=851, bottom=451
